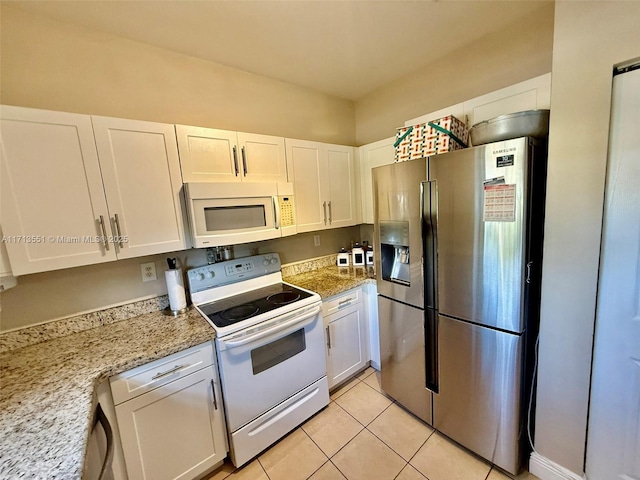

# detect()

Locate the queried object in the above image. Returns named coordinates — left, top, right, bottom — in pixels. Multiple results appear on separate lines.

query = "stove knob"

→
left=197, top=272, right=206, bottom=281
left=270, top=258, right=278, bottom=264
left=263, top=259, right=270, bottom=266
left=206, top=271, right=215, bottom=279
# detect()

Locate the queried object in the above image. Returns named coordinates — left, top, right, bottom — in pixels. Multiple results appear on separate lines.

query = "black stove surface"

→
left=198, top=283, right=314, bottom=328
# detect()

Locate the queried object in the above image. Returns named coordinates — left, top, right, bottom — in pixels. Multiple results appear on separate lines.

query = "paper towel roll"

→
left=165, top=269, right=187, bottom=311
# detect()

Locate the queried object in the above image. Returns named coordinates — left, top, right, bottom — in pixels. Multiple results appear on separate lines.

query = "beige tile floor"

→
left=206, top=367, right=540, bottom=480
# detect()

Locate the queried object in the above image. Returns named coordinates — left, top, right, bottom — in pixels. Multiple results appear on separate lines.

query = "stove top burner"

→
left=197, top=283, right=314, bottom=329
left=266, top=291, right=301, bottom=305
left=220, top=304, right=260, bottom=322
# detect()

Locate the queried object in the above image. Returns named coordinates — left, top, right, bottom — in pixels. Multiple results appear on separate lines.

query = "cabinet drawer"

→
left=322, top=288, right=362, bottom=317
left=110, top=342, right=214, bottom=405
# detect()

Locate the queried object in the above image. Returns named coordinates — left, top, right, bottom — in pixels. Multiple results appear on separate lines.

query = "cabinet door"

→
left=0, top=106, right=115, bottom=275
left=286, top=139, right=327, bottom=233
left=326, top=144, right=357, bottom=229
left=93, top=116, right=188, bottom=259
left=176, top=125, right=240, bottom=183
left=237, top=132, right=287, bottom=183
left=359, top=138, right=396, bottom=224
left=325, top=302, right=367, bottom=389
left=115, top=366, right=227, bottom=480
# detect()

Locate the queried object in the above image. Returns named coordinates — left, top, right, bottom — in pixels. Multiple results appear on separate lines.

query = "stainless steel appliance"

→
left=188, top=254, right=328, bottom=467
left=185, top=182, right=296, bottom=247
left=373, top=137, right=546, bottom=474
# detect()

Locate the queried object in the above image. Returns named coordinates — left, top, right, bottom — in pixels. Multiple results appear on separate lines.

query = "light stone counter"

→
left=284, top=264, right=376, bottom=299
left=0, top=308, right=215, bottom=479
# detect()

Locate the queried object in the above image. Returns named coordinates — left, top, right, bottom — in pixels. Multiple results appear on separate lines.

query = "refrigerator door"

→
left=429, top=137, right=531, bottom=333
left=373, top=158, right=427, bottom=309
left=433, top=315, right=524, bottom=474
left=378, top=295, right=432, bottom=425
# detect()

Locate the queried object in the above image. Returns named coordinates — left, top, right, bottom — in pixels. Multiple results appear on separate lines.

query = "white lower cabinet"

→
left=110, top=342, right=227, bottom=480
left=323, top=288, right=369, bottom=389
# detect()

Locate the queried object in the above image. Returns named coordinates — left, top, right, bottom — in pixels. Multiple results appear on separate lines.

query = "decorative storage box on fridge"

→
left=394, top=115, right=469, bottom=162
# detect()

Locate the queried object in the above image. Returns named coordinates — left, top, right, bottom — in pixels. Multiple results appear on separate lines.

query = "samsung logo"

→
left=493, top=147, right=517, bottom=154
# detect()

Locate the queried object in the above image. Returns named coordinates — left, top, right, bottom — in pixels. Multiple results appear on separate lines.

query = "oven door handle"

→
left=222, top=305, right=321, bottom=348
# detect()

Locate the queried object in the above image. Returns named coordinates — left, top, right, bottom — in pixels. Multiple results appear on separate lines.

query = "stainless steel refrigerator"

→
left=373, top=137, right=546, bottom=475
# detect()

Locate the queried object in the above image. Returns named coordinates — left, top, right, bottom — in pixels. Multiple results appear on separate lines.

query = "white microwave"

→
left=185, top=182, right=296, bottom=248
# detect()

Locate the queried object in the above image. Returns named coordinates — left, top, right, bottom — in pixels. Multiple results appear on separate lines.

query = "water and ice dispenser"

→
left=379, top=221, right=411, bottom=286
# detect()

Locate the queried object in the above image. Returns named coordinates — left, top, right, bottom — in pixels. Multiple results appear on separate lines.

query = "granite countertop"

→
left=0, top=257, right=376, bottom=479
left=0, top=308, right=215, bottom=479
left=284, top=264, right=376, bottom=299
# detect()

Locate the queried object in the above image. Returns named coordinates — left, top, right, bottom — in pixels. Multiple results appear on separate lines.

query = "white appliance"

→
left=185, top=182, right=296, bottom=248
left=188, top=254, right=329, bottom=467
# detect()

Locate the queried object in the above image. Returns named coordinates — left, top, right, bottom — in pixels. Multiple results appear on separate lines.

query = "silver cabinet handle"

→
left=241, top=146, right=247, bottom=176
left=114, top=213, right=124, bottom=248
left=210, top=379, right=218, bottom=410
left=98, top=216, right=109, bottom=251
left=338, top=297, right=353, bottom=306
left=328, top=201, right=332, bottom=224
left=151, top=364, right=185, bottom=380
left=322, top=201, right=327, bottom=225
left=326, top=326, right=332, bottom=349
left=233, top=146, right=239, bottom=176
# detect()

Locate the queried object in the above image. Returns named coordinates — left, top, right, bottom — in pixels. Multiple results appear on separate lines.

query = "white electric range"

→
left=188, top=253, right=329, bottom=467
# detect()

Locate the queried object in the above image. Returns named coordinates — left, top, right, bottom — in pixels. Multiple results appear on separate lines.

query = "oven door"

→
left=216, top=303, right=326, bottom=432
left=186, top=182, right=281, bottom=247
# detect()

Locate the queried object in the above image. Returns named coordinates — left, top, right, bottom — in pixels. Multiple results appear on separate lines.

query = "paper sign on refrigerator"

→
left=483, top=183, right=516, bottom=222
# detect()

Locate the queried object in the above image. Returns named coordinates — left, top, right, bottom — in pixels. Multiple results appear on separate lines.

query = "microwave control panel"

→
left=279, top=196, right=295, bottom=227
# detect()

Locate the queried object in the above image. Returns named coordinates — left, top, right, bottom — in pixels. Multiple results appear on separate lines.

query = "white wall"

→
left=535, top=1, right=640, bottom=475
left=0, top=6, right=361, bottom=332
left=354, top=3, right=554, bottom=145
left=0, top=5, right=355, bottom=145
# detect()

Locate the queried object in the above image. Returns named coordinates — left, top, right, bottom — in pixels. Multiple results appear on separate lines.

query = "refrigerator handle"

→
left=422, top=181, right=438, bottom=310
left=425, top=308, right=439, bottom=393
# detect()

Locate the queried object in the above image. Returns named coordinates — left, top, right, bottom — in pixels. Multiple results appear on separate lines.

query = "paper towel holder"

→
left=162, top=305, right=191, bottom=317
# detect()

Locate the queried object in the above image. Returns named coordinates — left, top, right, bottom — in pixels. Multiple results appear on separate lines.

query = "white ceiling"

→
left=7, top=0, right=552, bottom=100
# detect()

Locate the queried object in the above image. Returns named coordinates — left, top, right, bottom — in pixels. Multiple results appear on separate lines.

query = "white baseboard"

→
left=529, top=452, right=585, bottom=480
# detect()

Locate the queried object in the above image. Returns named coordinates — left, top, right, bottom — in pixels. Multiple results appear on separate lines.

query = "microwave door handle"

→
left=273, top=196, right=281, bottom=229
left=223, top=305, right=321, bottom=347
left=233, top=146, right=239, bottom=176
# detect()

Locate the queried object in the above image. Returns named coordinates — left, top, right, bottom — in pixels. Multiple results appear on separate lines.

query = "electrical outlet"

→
left=141, top=262, right=157, bottom=282
left=313, top=234, right=321, bottom=247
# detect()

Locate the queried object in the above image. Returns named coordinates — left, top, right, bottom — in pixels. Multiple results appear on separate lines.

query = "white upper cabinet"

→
left=92, top=116, right=187, bottom=259
left=285, top=139, right=357, bottom=233
left=358, top=137, right=396, bottom=224
left=1, top=106, right=116, bottom=275
left=326, top=144, right=358, bottom=228
left=405, top=73, right=552, bottom=131
left=176, top=125, right=287, bottom=183
left=237, top=132, right=287, bottom=183
left=175, top=126, right=238, bottom=182
left=0, top=106, right=187, bottom=275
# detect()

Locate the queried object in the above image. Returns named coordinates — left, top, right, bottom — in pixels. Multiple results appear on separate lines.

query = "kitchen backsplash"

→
left=0, top=295, right=169, bottom=353
left=281, top=254, right=338, bottom=277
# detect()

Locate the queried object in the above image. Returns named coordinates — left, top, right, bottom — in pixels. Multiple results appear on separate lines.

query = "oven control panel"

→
left=187, top=253, right=282, bottom=294
left=224, top=261, right=254, bottom=277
